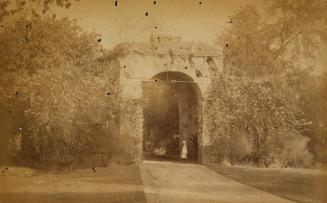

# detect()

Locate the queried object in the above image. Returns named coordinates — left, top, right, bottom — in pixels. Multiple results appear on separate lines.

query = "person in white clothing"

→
left=181, top=140, right=188, bottom=159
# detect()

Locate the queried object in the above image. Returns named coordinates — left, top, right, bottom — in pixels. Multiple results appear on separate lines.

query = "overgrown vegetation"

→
left=1, top=0, right=326, bottom=169
left=0, top=0, right=120, bottom=168
left=207, top=0, right=327, bottom=167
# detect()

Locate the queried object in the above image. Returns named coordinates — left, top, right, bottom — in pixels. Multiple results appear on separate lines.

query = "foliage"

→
left=309, top=72, right=327, bottom=163
left=143, top=82, right=180, bottom=155
left=208, top=75, right=311, bottom=167
left=0, top=16, right=100, bottom=74
left=0, top=4, right=119, bottom=168
left=19, top=62, right=118, bottom=168
left=0, top=0, right=76, bottom=22
left=0, top=72, right=28, bottom=164
left=221, top=0, right=327, bottom=77
left=212, top=134, right=252, bottom=165
left=271, top=132, right=313, bottom=168
left=209, top=0, right=327, bottom=167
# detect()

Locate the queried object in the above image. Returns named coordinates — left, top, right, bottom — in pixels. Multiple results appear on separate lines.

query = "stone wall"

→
left=102, top=36, right=223, bottom=164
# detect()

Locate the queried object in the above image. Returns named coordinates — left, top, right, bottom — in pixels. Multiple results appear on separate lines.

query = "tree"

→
left=208, top=75, right=309, bottom=166
left=208, top=0, right=327, bottom=167
left=221, top=1, right=327, bottom=77
left=310, top=72, right=327, bottom=163
left=0, top=1, right=120, bottom=168
left=0, top=0, right=76, bottom=22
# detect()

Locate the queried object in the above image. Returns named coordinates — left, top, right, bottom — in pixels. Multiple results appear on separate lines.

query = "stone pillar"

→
left=117, top=79, right=144, bottom=164
left=197, top=99, right=204, bottom=164
left=118, top=98, right=143, bottom=164
left=202, top=99, right=213, bottom=164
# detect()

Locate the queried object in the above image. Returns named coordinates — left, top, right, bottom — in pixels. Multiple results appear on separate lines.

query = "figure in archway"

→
left=181, top=140, right=188, bottom=160
left=142, top=71, right=203, bottom=163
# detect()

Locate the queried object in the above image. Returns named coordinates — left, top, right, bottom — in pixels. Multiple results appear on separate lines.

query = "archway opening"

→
left=142, top=71, right=202, bottom=163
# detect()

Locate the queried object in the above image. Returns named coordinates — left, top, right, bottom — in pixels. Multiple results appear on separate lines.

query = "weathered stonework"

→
left=102, top=36, right=223, bottom=164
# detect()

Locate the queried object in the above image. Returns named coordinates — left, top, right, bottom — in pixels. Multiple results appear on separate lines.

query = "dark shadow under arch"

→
left=142, top=71, right=203, bottom=163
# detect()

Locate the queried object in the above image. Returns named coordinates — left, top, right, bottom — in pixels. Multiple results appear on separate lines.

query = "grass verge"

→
left=209, top=165, right=327, bottom=203
left=0, top=164, right=146, bottom=203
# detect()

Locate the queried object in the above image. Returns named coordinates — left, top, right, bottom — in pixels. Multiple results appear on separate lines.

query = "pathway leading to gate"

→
left=140, top=160, right=295, bottom=203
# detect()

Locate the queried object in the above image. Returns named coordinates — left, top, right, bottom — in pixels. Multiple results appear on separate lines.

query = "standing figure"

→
left=181, top=140, right=188, bottom=159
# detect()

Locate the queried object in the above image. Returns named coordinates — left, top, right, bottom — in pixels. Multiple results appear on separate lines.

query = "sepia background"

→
left=55, top=0, right=326, bottom=74
left=0, top=0, right=326, bottom=202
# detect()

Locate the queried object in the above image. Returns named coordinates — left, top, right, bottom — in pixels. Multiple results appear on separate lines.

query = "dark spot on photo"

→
left=107, top=92, right=111, bottom=95
left=155, top=79, right=157, bottom=82
left=195, top=69, right=203, bottom=78
left=199, top=1, right=202, bottom=5
left=123, top=65, right=126, bottom=68
left=145, top=12, right=149, bottom=16
left=98, top=38, right=101, bottom=42
left=154, top=26, right=157, bottom=29
left=226, top=43, right=229, bottom=47
left=115, top=0, right=118, bottom=6
left=9, top=110, right=12, bottom=114
left=153, top=1, right=156, bottom=4
left=185, top=66, right=188, bottom=69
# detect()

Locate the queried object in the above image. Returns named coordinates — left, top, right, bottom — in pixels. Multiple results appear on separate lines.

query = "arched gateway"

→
left=143, top=71, right=202, bottom=162
left=102, top=36, right=222, bottom=164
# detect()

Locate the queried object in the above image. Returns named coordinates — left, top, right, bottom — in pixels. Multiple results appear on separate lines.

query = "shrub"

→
left=271, top=134, right=313, bottom=168
left=212, top=134, right=252, bottom=165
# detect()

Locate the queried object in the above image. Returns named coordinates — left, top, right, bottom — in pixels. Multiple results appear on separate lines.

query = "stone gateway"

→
left=100, top=36, right=223, bottom=164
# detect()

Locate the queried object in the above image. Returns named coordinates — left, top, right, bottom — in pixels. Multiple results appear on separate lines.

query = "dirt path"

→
left=140, top=160, right=295, bottom=203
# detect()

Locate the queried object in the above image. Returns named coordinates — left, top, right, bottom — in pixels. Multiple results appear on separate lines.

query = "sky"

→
left=55, top=0, right=326, bottom=74
left=56, top=0, right=261, bottom=48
